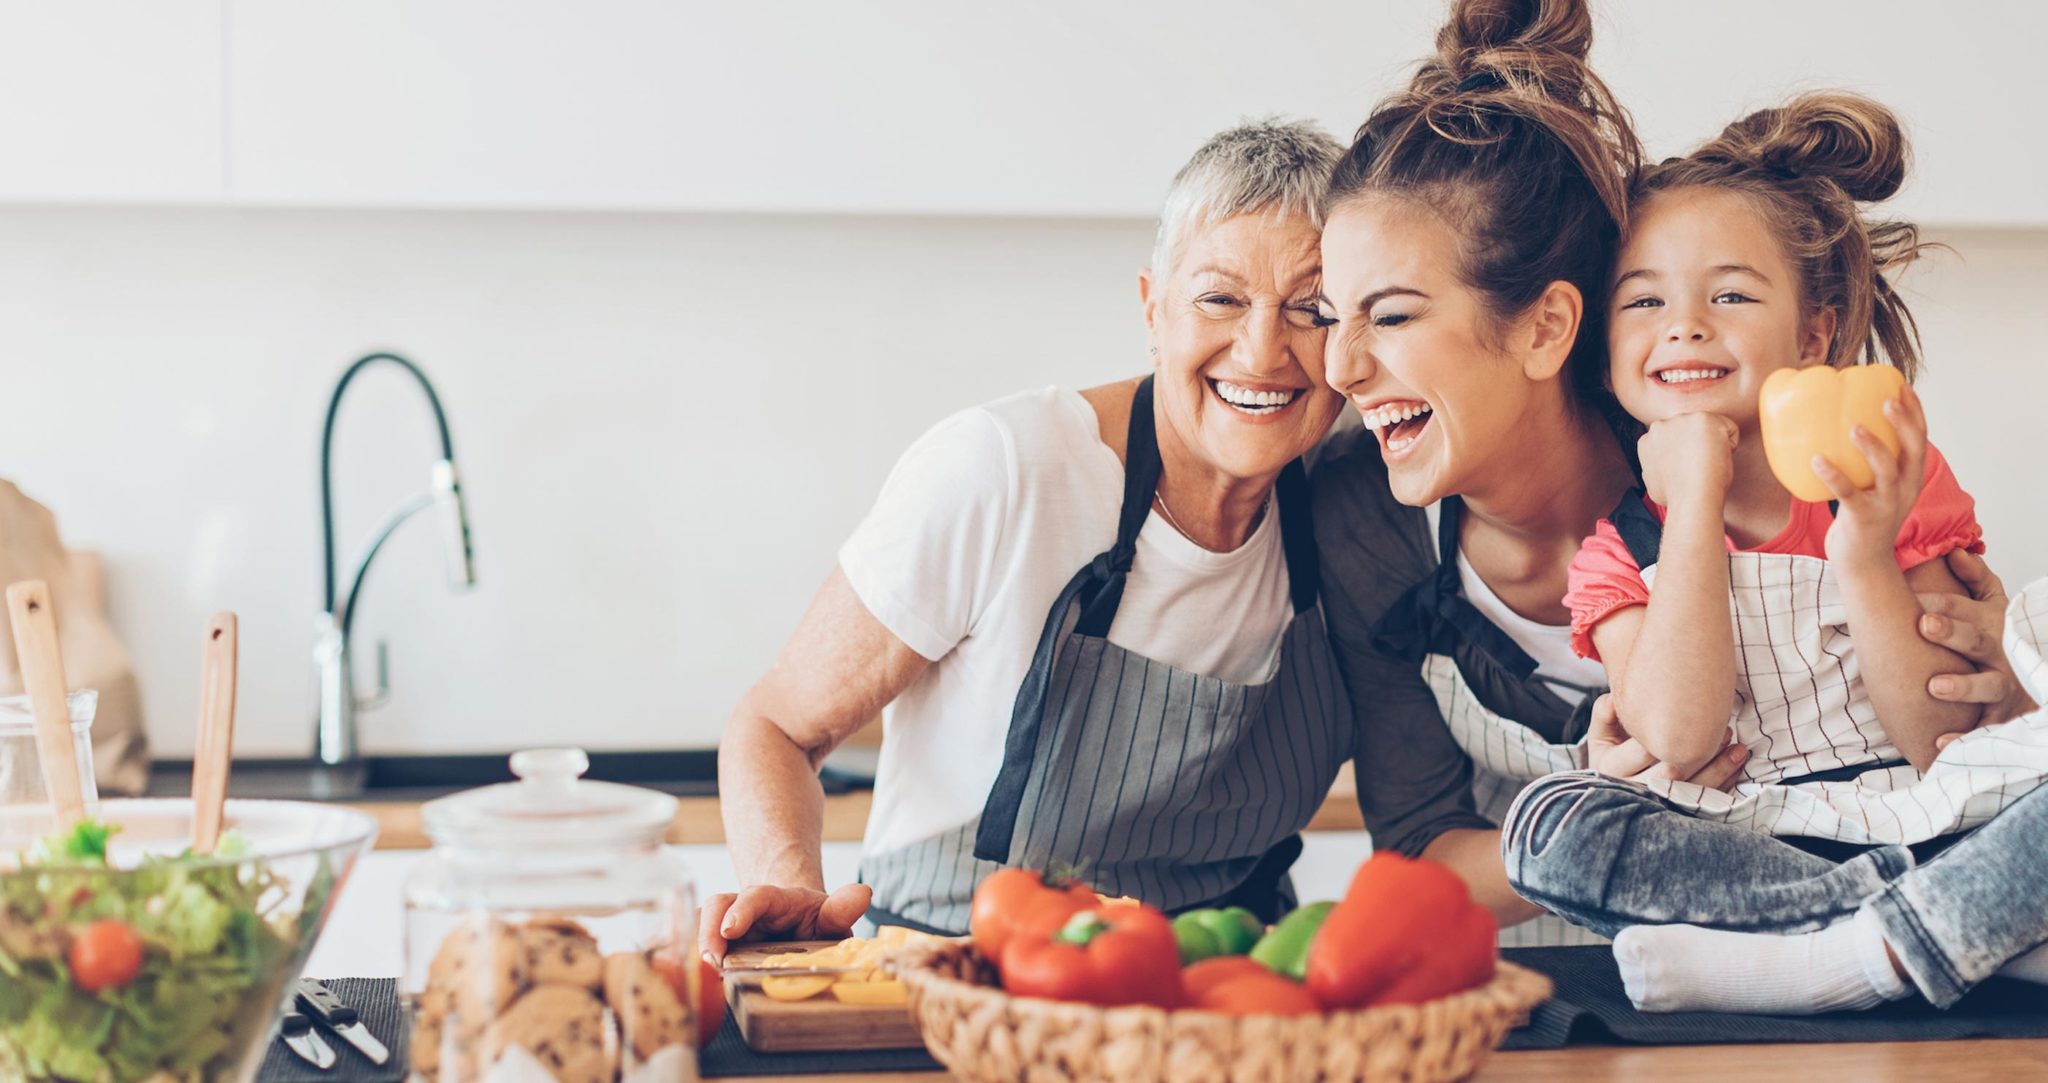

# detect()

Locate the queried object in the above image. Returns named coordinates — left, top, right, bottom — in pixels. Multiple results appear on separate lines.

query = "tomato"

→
left=999, top=906, right=1185, bottom=1008
left=69, top=919, right=144, bottom=993
left=652, top=951, right=726, bottom=1048
left=968, top=869, right=1097, bottom=965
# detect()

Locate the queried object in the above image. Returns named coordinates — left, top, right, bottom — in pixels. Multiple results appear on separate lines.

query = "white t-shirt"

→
left=1456, top=550, right=1605, bottom=707
left=840, top=386, right=1295, bottom=856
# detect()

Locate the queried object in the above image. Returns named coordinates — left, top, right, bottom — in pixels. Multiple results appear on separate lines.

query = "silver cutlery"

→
left=295, top=978, right=391, bottom=1066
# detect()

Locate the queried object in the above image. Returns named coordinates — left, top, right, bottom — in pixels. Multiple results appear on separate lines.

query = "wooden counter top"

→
left=350, top=763, right=1367, bottom=849
left=728, top=1038, right=2048, bottom=1081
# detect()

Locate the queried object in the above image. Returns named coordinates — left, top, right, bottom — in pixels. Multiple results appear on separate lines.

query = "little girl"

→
left=1563, top=92, right=2048, bottom=845
left=1501, top=91, right=2048, bottom=1016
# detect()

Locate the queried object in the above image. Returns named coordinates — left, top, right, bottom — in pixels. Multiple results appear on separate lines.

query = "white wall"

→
left=0, top=208, right=1149, bottom=756
left=2, top=208, right=2043, bottom=758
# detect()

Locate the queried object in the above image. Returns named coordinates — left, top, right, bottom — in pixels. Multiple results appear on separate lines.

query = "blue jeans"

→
left=1500, top=770, right=2048, bottom=1008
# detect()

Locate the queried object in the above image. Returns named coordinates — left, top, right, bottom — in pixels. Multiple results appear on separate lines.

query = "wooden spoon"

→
left=190, top=612, right=238, bottom=853
left=6, top=579, right=86, bottom=831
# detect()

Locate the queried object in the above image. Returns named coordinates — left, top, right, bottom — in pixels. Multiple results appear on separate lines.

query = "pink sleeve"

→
left=1565, top=518, right=1651, bottom=662
left=1894, top=444, right=1986, bottom=570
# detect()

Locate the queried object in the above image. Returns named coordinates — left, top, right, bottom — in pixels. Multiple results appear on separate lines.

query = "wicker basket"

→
left=894, top=939, right=1552, bottom=1083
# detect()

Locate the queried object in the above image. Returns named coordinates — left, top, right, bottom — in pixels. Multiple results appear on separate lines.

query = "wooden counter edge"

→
left=351, top=781, right=1366, bottom=850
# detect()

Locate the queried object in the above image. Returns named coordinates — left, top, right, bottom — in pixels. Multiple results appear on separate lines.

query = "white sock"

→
left=1998, top=942, right=2048, bottom=985
left=1612, top=908, right=1910, bottom=1014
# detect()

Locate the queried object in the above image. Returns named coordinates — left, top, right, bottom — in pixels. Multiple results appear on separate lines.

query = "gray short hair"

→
left=1151, top=118, right=1345, bottom=276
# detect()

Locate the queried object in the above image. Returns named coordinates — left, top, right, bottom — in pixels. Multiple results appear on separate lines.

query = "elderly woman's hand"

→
left=1585, top=693, right=1750, bottom=789
left=1922, top=549, right=2037, bottom=746
left=697, top=882, right=874, bottom=965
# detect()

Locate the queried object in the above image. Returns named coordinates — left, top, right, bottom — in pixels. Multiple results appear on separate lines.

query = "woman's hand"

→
left=1585, top=693, right=1750, bottom=788
left=697, top=882, right=874, bottom=965
left=1637, top=412, right=1738, bottom=511
left=1922, top=549, right=2036, bottom=742
left=1817, top=389, right=1928, bottom=566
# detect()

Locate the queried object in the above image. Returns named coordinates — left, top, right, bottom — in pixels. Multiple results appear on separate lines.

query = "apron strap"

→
left=1072, top=377, right=1165, bottom=637
left=1609, top=487, right=1664, bottom=572
left=1369, top=495, right=1539, bottom=681
left=975, top=377, right=1165, bottom=863
left=1275, top=459, right=1320, bottom=616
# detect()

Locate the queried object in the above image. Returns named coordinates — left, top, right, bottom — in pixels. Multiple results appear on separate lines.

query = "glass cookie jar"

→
left=403, top=748, right=703, bottom=1083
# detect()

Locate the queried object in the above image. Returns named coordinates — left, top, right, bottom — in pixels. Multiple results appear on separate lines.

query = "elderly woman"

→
left=701, top=120, right=1352, bottom=956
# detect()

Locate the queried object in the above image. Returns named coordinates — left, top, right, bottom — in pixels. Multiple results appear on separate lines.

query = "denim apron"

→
left=1597, top=490, right=2048, bottom=846
left=858, top=377, right=1352, bottom=934
left=1371, top=495, right=1605, bottom=946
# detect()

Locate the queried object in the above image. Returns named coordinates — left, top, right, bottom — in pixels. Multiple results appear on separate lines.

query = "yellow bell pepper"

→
left=1759, top=364, right=1906, bottom=502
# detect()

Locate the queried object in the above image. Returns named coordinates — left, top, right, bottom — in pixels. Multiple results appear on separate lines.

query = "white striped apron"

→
left=1608, top=491, right=2048, bottom=846
left=1374, top=496, right=1605, bottom=947
left=858, top=377, right=1352, bottom=934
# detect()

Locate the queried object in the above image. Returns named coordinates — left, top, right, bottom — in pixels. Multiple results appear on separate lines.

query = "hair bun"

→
left=1738, top=93, right=1908, bottom=203
left=1440, top=0, right=1594, bottom=61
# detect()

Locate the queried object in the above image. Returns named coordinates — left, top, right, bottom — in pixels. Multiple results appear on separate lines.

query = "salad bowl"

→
left=0, top=798, right=378, bottom=1083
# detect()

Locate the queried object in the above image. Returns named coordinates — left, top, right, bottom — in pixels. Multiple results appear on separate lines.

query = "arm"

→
left=1423, top=829, right=1543, bottom=927
left=1819, top=390, right=1978, bottom=771
left=1833, top=549, right=1976, bottom=770
left=701, top=568, right=932, bottom=962
left=1309, top=443, right=1534, bottom=925
left=1602, top=414, right=1743, bottom=777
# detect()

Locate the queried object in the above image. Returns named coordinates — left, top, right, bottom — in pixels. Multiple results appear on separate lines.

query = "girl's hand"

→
left=1585, top=693, right=1750, bottom=789
left=1817, top=386, right=1928, bottom=566
left=1637, top=412, right=1738, bottom=511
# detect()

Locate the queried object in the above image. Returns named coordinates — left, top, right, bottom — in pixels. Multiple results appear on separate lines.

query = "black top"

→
left=1309, top=424, right=1592, bottom=858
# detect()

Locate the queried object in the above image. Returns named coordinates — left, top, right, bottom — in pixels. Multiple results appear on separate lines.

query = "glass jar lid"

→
left=420, top=747, right=677, bottom=851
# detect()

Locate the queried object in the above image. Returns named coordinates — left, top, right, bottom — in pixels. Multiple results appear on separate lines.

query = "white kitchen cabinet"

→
left=218, top=0, right=2048, bottom=225
left=220, top=0, right=1411, bottom=215
left=0, top=2, right=2040, bottom=222
left=0, top=1, right=223, bottom=202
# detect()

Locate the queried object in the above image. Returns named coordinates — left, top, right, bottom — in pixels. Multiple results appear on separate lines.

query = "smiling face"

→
left=1141, top=211, right=1346, bottom=481
left=1319, top=196, right=1560, bottom=506
left=1608, top=187, right=1835, bottom=433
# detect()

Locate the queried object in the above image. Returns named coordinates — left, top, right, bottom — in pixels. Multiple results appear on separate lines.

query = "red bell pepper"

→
left=1000, top=904, right=1185, bottom=1008
left=969, top=868, right=1099, bottom=966
left=1304, top=852, right=1496, bottom=1009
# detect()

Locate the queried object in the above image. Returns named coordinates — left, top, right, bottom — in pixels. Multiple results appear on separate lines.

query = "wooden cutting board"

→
left=723, top=940, right=927, bottom=1053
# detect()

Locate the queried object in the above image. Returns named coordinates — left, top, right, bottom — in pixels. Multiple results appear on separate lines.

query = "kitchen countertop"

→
left=330, top=763, right=1368, bottom=849
left=733, top=1040, right=2048, bottom=1081
left=310, top=849, right=2048, bottom=1081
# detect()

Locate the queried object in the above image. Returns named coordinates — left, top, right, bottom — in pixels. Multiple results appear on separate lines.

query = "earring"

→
left=1149, top=346, right=1158, bottom=356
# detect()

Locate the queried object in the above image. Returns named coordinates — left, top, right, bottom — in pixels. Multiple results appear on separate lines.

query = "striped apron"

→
left=1596, top=490, right=2048, bottom=845
left=858, top=377, right=1352, bottom=934
left=1372, top=496, right=1605, bottom=947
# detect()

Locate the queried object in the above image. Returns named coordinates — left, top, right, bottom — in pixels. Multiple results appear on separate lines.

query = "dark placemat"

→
left=1500, top=945, right=2048, bottom=1049
left=699, top=1012, right=944, bottom=1078
left=257, top=978, right=411, bottom=1083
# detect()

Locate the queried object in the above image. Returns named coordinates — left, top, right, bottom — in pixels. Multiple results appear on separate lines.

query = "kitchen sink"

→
left=142, top=750, right=866, bottom=802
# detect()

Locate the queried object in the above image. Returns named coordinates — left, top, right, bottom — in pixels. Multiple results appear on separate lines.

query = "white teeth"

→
left=1212, top=379, right=1301, bottom=414
left=1359, top=401, right=1433, bottom=432
left=1656, top=368, right=1729, bottom=384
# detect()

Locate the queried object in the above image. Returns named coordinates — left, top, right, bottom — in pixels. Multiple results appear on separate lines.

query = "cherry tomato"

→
left=69, top=919, right=144, bottom=992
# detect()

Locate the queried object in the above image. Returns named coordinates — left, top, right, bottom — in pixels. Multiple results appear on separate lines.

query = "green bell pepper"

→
left=1171, top=906, right=1264, bottom=964
left=1247, top=901, right=1334, bottom=981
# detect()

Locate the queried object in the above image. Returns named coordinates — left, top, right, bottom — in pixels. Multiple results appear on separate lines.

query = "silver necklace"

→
left=1152, top=487, right=1269, bottom=549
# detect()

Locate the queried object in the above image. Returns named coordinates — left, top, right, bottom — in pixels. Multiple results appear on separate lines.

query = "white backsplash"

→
left=0, top=208, right=2041, bottom=758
